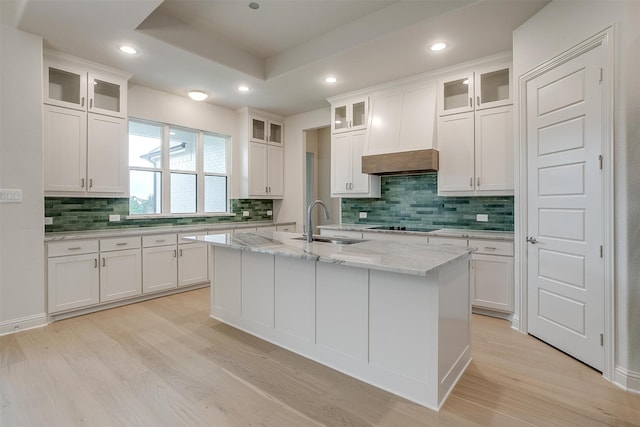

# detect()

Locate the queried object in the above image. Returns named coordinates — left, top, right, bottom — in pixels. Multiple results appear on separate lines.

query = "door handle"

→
left=526, top=237, right=538, bottom=244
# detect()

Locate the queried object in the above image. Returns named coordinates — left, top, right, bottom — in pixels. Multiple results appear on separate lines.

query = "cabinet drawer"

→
left=276, top=224, right=295, bottom=232
left=100, top=236, right=141, bottom=252
left=468, top=239, right=513, bottom=256
left=428, top=236, right=467, bottom=246
left=48, top=240, right=99, bottom=257
left=142, top=234, right=177, bottom=248
left=178, top=232, right=207, bottom=244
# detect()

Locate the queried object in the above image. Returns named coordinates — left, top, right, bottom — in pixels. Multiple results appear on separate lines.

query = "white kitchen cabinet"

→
left=469, top=239, right=514, bottom=314
left=43, top=50, right=130, bottom=197
left=331, top=130, right=380, bottom=197
left=44, top=53, right=128, bottom=118
left=47, top=240, right=100, bottom=314
left=142, top=234, right=178, bottom=294
left=437, top=106, right=513, bottom=196
left=362, top=231, right=428, bottom=244
left=365, top=84, right=437, bottom=155
left=237, top=108, right=285, bottom=199
left=438, top=63, right=511, bottom=116
left=331, top=97, right=368, bottom=134
left=178, top=242, right=208, bottom=287
left=248, top=143, right=284, bottom=197
left=250, top=115, right=283, bottom=146
left=99, top=237, right=142, bottom=302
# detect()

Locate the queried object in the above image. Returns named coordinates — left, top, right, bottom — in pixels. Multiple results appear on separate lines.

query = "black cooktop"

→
left=370, top=225, right=439, bottom=233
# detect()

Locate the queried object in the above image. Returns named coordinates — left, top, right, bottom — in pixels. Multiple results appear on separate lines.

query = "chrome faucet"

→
left=306, top=200, right=331, bottom=243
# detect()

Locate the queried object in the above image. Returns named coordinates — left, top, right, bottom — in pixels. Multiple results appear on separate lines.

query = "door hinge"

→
left=599, top=154, right=603, bottom=170
left=599, top=68, right=603, bottom=83
left=600, top=245, right=604, bottom=258
left=600, top=333, right=604, bottom=346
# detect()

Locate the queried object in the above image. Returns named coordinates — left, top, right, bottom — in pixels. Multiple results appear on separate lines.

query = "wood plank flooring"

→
left=1, top=288, right=639, bottom=426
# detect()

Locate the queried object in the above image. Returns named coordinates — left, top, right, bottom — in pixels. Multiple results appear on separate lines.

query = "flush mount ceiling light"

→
left=249, top=2, right=259, bottom=10
left=119, top=45, right=138, bottom=55
left=188, top=90, right=208, bottom=101
left=324, top=76, right=337, bottom=84
left=238, top=85, right=250, bottom=92
left=430, top=42, right=447, bottom=52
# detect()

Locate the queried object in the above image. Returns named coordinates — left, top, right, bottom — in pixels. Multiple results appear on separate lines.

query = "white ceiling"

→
left=11, top=0, right=549, bottom=117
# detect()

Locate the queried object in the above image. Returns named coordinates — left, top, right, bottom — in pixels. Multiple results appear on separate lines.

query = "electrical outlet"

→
left=109, top=214, right=121, bottom=222
left=44, top=217, right=53, bottom=225
left=476, top=214, right=488, bottom=222
left=243, top=210, right=250, bottom=217
left=267, top=210, right=273, bottom=216
left=359, top=212, right=367, bottom=219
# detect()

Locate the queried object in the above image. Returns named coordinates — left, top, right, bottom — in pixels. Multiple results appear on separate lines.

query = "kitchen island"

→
left=187, top=231, right=472, bottom=411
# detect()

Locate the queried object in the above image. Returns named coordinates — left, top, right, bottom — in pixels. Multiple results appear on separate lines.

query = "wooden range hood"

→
left=361, top=149, right=439, bottom=176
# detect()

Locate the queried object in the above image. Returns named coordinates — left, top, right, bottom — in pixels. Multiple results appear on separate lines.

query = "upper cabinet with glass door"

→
left=331, top=97, right=368, bottom=133
left=438, top=64, right=511, bottom=116
left=44, top=52, right=129, bottom=119
left=250, top=115, right=283, bottom=146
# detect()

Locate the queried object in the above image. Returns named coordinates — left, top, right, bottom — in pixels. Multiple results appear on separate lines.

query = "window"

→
left=128, top=119, right=230, bottom=215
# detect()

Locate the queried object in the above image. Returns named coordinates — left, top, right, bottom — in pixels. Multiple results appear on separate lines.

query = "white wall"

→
left=513, top=0, right=640, bottom=390
left=0, top=25, right=46, bottom=334
left=317, top=127, right=339, bottom=225
left=278, top=107, right=330, bottom=228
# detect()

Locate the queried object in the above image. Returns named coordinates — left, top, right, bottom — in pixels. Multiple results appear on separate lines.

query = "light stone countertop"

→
left=44, top=221, right=295, bottom=242
left=187, top=231, right=471, bottom=277
left=317, top=224, right=514, bottom=241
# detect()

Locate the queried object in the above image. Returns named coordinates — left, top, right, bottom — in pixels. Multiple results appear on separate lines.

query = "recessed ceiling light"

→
left=249, top=2, right=259, bottom=10
left=119, top=45, right=138, bottom=55
left=238, top=85, right=250, bottom=92
left=430, top=42, right=447, bottom=51
left=188, top=90, right=208, bottom=101
left=324, top=76, right=337, bottom=84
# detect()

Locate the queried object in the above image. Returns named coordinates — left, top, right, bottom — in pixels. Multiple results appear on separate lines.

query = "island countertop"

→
left=186, top=231, right=471, bottom=277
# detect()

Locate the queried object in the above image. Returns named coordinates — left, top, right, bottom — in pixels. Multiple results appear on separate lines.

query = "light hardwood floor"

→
left=1, top=288, right=638, bottom=426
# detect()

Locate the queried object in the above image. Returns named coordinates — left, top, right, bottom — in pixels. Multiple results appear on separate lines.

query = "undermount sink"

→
left=293, top=236, right=367, bottom=245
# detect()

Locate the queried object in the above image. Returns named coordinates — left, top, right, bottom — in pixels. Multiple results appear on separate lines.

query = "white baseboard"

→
left=614, top=366, right=640, bottom=395
left=510, top=314, right=520, bottom=332
left=0, top=313, right=48, bottom=336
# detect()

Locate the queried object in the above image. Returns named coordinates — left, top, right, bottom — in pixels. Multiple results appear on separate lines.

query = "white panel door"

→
left=267, top=145, right=284, bottom=197
left=241, top=251, right=274, bottom=328
left=43, top=105, right=87, bottom=193
left=475, top=106, right=513, bottom=192
left=100, top=249, right=142, bottom=302
left=142, top=246, right=178, bottom=293
left=527, top=45, right=603, bottom=371
left=437, top=112, right=474, bottom=192
left=248, top=142, right=268, bottom=196
left=331, top=132, right=351, bottom=194
left=87, top=113, right=127, bottom=194
left=178, top=243, right=208, bottom=287
left=48, top=253, right=99, bottom=313
left=349, top=130, right=369, bottom=194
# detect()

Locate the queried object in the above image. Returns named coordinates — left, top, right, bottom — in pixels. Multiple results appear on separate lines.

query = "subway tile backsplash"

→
left=44, top=198, right=273, bottom=233
left=341, top=173, right=514, bottom=231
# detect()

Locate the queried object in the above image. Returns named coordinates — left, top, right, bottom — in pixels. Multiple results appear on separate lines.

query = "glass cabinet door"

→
left=475, top=66, right=512, bottom=110
left=331, top=98, right=368, bottom=133
left=268, top=121, right=283, bottom=145
left=438, top=72, right=474, bottom=116
left=44, top=63, right=87, bottom=111
left=88, top=72, right=127, bottom=118
left=350, top=99, right=368, bottom=131
left=250, top=117, right=267, bottom=143
left=332, top=104, right=348, bottom=133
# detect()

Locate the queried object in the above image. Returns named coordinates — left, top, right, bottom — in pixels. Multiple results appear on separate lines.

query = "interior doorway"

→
left=303, top=126, right=339, bottom=235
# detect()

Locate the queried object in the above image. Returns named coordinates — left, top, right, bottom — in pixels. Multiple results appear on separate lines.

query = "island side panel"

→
left=212, top=246, right=242, bottom=324
left=241, top=251, right=275, bottom=330
left=437, top=255, right=472, bottom=408
left=316, top=262, right=369, bottom=365
left=368, top=269, right=439, bottom=407
left=274, top=256, right=316, bottom=345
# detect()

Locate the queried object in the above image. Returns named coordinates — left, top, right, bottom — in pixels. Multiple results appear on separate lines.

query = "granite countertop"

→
left=187, top=231, right=471, bottom=277
left=317, top=224, right=514, bottom=241
left=44, top=221, right=295, bottom=242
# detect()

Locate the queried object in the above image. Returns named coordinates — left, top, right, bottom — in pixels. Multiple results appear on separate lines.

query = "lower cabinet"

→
left=178, top=242, right=208, bottom=287
left=48, top=250, right=100, bottom=313
left=142, top=234, right=178, bottom=294
left=100, top=248, right=142, bottom=302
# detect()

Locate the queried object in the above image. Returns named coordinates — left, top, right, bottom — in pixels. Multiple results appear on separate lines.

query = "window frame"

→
left=128, top=118, right=231, bottom=216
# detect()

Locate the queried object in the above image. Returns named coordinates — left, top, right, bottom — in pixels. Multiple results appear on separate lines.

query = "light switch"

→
left=0, top=189, right=22, bottom=203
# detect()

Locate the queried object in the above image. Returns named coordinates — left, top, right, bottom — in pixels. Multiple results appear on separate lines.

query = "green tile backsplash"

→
left=341, top=173, right=514, bottom=231
left=45, top=198, right=273, bottom=233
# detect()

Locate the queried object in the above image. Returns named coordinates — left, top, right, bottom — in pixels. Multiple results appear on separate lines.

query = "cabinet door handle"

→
left=155, top=239, right=165, bottom=243
left=470, top=177, right=473, bottom=187
left=81, top=97, right=85, bottom=107
left=102, top=258, right=106, bottom=267
left=477, top=96, right=481, bottom=107
left=484, top=246, right=497, bottom=250
left=469, top=97, right=473, bottom=107
left=81, top=178, right=85, bottom=188
left=174, top=249, right=177, bottom=258
left=94, top=258, right=98, bottom=268
left=89, top=179, right=93, bottom=188
left=116, top=242, right=127, bottom=246
left=68, top=246, right=82, bottom=251
left=268, top=186, right=271, bottom=193
left=477, top=177, right=480, bottom=187
left=89, top=99, right=93, bottom=109
left=179, top=249, right=183, bottom=257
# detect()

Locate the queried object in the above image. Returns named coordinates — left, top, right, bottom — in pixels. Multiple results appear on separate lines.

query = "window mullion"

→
left=162, top=125, right=171, bottom=214
left=197, top=131, right=205, bottom=214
